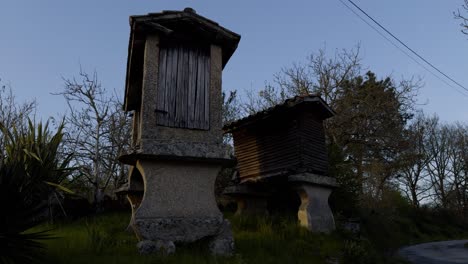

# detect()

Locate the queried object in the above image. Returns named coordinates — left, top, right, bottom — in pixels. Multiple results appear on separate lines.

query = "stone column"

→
left=289, top=173, right=337, bottom=233
left=295, top=184, right=335, bottom=233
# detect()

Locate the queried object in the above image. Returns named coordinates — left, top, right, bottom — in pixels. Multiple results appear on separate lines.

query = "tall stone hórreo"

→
left=119, top=8, right=240, bottom=255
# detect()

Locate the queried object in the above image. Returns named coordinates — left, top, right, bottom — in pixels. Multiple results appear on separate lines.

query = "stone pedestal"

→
left=126, top=159, right=234, bottom=255
left=224, top=173, right=337, bottom=233
left=289, top=173, right=337, bottom=233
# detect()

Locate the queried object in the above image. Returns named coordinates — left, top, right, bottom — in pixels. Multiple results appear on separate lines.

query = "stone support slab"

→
left=127, top=159, right=234, bottom=255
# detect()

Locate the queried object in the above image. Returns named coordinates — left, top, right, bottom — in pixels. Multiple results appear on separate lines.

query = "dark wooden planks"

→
left=175, top=45, right=188, bottom=128
left=203, top=52, right=210, bottom=129
left=232, top=111, right=330, bottom=180
left=156, top=43, right=210, bottom=130
left=187, top=48, right=197, bottom=129
left=156, top=47, right=168, bottom=126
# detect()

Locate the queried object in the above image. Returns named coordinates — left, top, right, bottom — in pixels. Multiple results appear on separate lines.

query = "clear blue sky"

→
left=0, top=0, right=467, bottom=123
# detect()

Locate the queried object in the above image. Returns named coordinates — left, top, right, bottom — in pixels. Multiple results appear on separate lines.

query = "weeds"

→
left=31, top=211, right=467, bottom=264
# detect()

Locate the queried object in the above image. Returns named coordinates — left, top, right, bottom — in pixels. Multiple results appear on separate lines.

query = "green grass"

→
left=29, top=208, right=468, bottom=264
left=31, top=213, right=342, bottom=264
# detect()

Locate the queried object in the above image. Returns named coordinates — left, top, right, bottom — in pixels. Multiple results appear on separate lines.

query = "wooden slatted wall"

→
left=233, top=117, right=301, bottom=180
left=233, top=110, right=330, bottom=180
left=299, top=112, right=329, bottom=175
left=156, top=42, right=210, bottom=130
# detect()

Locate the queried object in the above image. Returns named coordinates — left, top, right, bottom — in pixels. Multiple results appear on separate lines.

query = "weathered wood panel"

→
left=204, top=53, right=210, bottom=129
left=187, top=49, right=197, bottom=129
left=233, top=110, right=330, bottom=180
left=298, top=112, right=329, bottom=175
left=156, top=47, right=168, bottom=126
left=233, top=117, right=301, bottom=180
left=156, top=42, right=210, bottom=130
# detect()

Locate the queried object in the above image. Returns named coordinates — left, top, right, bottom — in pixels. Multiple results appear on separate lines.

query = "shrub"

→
left=0, top=120, right=73, bottom=263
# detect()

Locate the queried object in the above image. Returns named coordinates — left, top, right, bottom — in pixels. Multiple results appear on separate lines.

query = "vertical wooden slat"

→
left=164, top=47, right=173, bottom=126
left=162, top=46, right=170, bottom=126
left=203, top=51, right=210, bottom=129
left=166, top=46, right=178, bottom=127
left=187, top=47, right=197, bottom=129
left=175, top=45, right=189, bottom=128
left=157, top=47, right=167, bottom=126
left=181, top=47, right=189, bottom=128
left=195, top=48, right=205, bottom=128
left=175, top=45, right=184, bottom=127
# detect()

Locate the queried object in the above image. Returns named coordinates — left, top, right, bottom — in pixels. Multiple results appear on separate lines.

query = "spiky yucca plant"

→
left=0, top=119, right=73, bottom=263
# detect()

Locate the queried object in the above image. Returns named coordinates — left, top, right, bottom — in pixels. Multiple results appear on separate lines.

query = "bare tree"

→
left=0, top=78, right=37, bottom=151
left=454, top=0, right=468, bottom=35
left=425, top=116, right=453, bottom=208
left=397, top=113, right=434, bottom=208
left=447, top=123, right=468, bottom=217
left=57, top=70, right=130, bottom=209
left=243, top=45, right=363, bottom=114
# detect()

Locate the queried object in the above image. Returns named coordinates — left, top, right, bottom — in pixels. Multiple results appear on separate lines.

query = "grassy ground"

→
left=32, top=213, right=342, bottom=264
left=29, top=208, right=467, bottom=264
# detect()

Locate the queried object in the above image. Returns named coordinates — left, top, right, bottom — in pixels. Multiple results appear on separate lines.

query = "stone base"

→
left=137, top=240, right=175, bottom=255
left=208, top=219, right=235, bottom=256
left=136, top=219, right=234, bottom=256
left=224, top=173, right=337, bottom=233
left=127, top=159, right=235, bottom=255
left=135, top=216, right=223, bottom=242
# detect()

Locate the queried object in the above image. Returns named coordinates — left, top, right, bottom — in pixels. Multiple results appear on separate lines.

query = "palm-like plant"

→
left=0, top=119, right=73, bottom=263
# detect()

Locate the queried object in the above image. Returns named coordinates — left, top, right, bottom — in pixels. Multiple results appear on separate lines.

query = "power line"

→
left=347, top=0, right=468, bottom=93
left=337, top=0, right=468, bottom=97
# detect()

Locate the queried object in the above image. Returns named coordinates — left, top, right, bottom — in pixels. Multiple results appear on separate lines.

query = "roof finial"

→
left=184, top=7, right=196, bottom=14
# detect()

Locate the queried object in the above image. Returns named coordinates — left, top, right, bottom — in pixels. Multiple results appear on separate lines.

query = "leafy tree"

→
left=242, top=47, right=419, bottom=208
left=330, top=72, right=415, bottom=200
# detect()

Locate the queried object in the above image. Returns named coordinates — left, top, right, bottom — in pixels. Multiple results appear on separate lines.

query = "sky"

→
left=0, top=0, right=467, bottom=123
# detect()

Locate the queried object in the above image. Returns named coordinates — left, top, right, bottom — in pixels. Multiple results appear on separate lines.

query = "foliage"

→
left=31, top=209, right=468, bottom=264
left=240, top=47, right=420, bottom=212
left=35, top=213, right=344, bottom=264
left=329, top=71, right=415, bottom=203
left=0, top=119, right=73, bottom=263
left=328, top=142, right=360, bottom=217
left=222, top=90, right=241, bottom=151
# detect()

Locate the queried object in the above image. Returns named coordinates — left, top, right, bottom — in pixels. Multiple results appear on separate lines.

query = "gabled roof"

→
left=129, top=8, right=241, bottom=66
left=124, top=8, right=241, bottom=111
left=223, top=95, right=335, bottom=133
